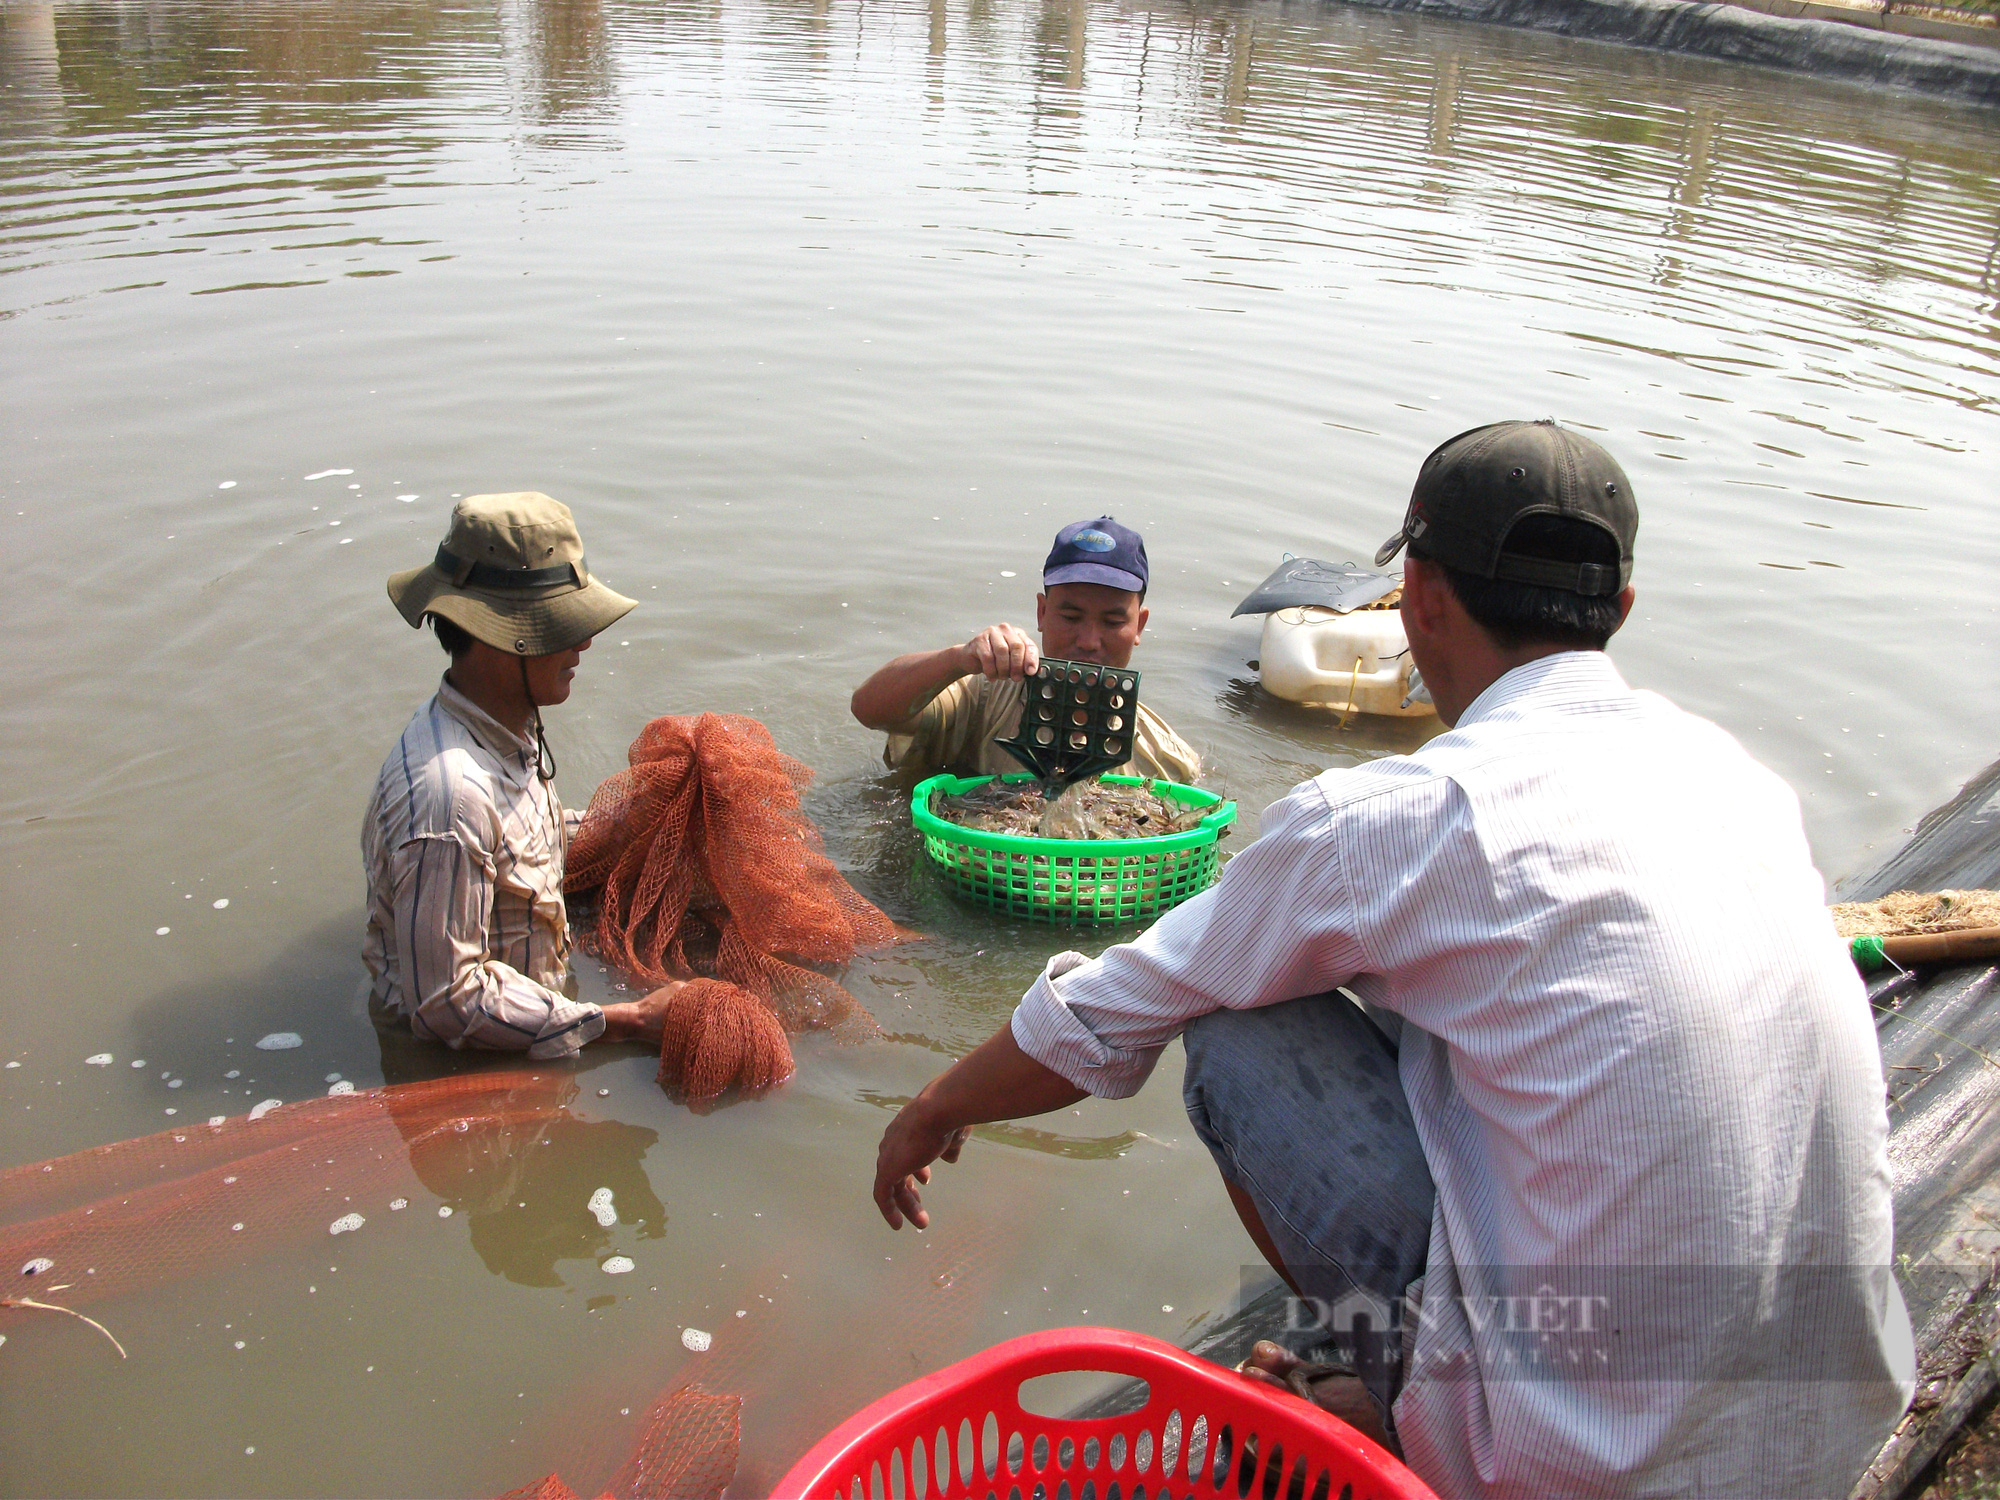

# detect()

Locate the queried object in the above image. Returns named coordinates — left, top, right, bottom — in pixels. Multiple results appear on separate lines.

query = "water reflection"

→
left=1213, top=675, right=1442, bottom=772
left=1221, top=13, right=1253, bottom=125
left=5, top=1, right=1999, bottom=1493
left=29, top=0, right=615, bottom=133
left=1428, top=52, right=1459, bottom=156
left=377, top=1023, right=665, bottom=1289
left=513, top=0, right=615, bottom=132
left=0, top=4, right=61, bottom=115
left=4, top=0, right=1994, bottom=374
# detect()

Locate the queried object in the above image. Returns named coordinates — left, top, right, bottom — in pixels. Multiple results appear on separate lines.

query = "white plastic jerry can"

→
left=1257, top=606, right=1436, bottom=717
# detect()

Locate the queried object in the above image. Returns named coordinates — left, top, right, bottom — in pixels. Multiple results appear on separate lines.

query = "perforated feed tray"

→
left=991, top=658, right=1143, bottom=790
left=912, top=772, right=1236, bottom=925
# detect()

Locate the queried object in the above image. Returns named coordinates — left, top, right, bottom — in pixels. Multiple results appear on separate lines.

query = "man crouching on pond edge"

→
left=363, top=492, right=683, bottom=1059
left=850, top=516, right=1200, bottom=783
left=869, top=423, right=1911, bottom=1498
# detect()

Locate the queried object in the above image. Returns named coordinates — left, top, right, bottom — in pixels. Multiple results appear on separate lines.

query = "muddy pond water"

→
left=3, top=0, right=1998, bottom=1493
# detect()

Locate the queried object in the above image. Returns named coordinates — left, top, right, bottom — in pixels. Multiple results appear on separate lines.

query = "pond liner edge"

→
left=1311, top=0, right=2000, bottom=106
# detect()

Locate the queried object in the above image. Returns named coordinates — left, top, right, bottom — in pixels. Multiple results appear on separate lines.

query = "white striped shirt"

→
left=362, top=680, right=604, bottom=1060
left=1013, top=652, right=1911, bottom=1498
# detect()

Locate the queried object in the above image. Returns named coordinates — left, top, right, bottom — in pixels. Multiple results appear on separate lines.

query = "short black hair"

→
left=429, top=613, right=475, bottom=659
left=1410, top=513, right=1626, bottom=651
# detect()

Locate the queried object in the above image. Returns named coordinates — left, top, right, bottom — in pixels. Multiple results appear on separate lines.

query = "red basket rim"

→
left=770, top=1325, right=1437, bottom=1499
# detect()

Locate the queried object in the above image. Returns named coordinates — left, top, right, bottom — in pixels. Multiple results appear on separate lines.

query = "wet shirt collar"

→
left=434, top=676, right=538, bottom=768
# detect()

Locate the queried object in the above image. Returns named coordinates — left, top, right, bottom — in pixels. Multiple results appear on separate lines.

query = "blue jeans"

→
left=1182, top=992, right=1435, bottom=1432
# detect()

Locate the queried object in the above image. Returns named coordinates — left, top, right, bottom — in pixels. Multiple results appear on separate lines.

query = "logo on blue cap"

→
left=1044, top=515, right=1148, bottom=592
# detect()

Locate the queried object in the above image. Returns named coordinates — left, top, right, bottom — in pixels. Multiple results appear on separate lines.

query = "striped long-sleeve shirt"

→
left=362, top=680, right=604, bottom=1060
left=1013, top=651, right=1912, bottom=1499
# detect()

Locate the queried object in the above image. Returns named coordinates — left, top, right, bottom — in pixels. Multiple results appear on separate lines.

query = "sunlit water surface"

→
left=2, top=0, right=1998, bottom=1493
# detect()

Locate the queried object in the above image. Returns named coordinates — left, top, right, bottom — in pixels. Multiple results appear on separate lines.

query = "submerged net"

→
left=502, top=1212, right=1018, bottom=1500
left=0, top=1072, right=575, bottom=1313
left=5, top=1073, right=1031, bottom=1500
left=499, top=1384, right=742, bottom=1500
left=565, top=714, right=915, bottom=1098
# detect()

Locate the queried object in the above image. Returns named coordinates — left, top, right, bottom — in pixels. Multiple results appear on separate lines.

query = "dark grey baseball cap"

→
left=1374, top=420, right=1637, bottom=597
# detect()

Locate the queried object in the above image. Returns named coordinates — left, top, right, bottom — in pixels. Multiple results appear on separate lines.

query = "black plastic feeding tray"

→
left=992, top=657, right=1143, bottom=793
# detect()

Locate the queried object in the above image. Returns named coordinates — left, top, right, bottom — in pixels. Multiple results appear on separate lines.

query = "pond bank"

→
left=1318, top=0, right=2000, bottom=103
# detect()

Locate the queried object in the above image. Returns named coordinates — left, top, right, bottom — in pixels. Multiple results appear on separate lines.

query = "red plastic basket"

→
left=772, top=1326, right=1438, bottom=1500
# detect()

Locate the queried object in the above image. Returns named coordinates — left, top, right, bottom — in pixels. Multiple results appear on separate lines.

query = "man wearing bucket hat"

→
left=850, top=516, right=1200, bottom=782
left=362, top=493, right=682, bottom=1058
left=872, top=423, right=1910, bottom=1496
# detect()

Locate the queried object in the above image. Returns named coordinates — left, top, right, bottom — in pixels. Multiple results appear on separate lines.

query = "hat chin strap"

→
left=518, top=655, right=558, bottom=783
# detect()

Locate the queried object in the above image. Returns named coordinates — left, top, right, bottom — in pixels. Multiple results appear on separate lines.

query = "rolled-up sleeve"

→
left=1010, top=783, right=1371, bottom=1098
left=390, top=832, right=604, bottom=1060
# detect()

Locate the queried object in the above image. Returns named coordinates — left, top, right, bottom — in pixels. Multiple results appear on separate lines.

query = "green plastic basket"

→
left=911, top=772, right=1238, bottom=925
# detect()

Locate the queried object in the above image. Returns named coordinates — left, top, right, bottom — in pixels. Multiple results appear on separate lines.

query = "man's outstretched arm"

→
left=850, top=622, right=1040, bottom=730
left=872, top=1022, right=1086, bottom=1229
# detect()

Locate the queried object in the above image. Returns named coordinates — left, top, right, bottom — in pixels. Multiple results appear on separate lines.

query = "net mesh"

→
left=655, top=978, right=797, bottom=1102
left=564, top=713, right=916, bottom=1099
left=0, top=1071, right=572, bottom=1312
left=4, top=1076, right=1023, bottom=1500
left=508, top=1215, right=1013, bottom=1500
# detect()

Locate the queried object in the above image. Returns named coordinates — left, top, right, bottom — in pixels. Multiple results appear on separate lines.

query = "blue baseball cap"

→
left=1043, top=516, right=1148, bottom=594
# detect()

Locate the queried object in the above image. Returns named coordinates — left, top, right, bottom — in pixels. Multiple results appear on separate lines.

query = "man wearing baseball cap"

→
left=871, top=423, right=1910, bottom=1496
left=363, top=493, right=683, bottom=1059
left=851, top=516, right=1200, bottom=783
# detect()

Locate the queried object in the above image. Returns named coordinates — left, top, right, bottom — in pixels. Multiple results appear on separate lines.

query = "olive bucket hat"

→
left=387, top=492, right=636, bottom=655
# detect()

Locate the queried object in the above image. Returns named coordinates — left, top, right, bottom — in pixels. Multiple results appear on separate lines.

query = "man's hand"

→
left=873, top=1097, right=972, bottom=1230
left=599, top=980, right=686, bottom=1046
left=851, top=628, right=1040, bottom=731
left=960, top=622, right=1040, bottom=682
left=869, top=1026, right=1087, bottom=1230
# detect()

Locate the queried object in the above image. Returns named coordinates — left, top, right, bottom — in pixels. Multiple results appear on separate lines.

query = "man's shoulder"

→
left=1324, top=671, right=1795, bottom=845
left=1305, top=751, right=1463, bottom=818
left=371, top=697, right=508, bottom=838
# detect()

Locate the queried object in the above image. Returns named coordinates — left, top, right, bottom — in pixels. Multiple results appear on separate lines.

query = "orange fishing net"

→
left=3, top=1074, right=1023, bottom=1500
left=499, top=1385, right=740, bottom=1500
left=0, top=1072, right=574, bottom=1312
left=655, top=978, right=795, bottom=1102
left=565, top=713, right=916, bottom=1100
left=501, top=1214, right=1014, bottom=1500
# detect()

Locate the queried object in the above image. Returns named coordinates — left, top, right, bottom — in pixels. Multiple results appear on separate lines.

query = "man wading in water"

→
left=871, top=423, right=1912, bottom=1497
left=851, top=516, right=1200, bottom=784
left=363, top=494, right=682, bottom=1058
